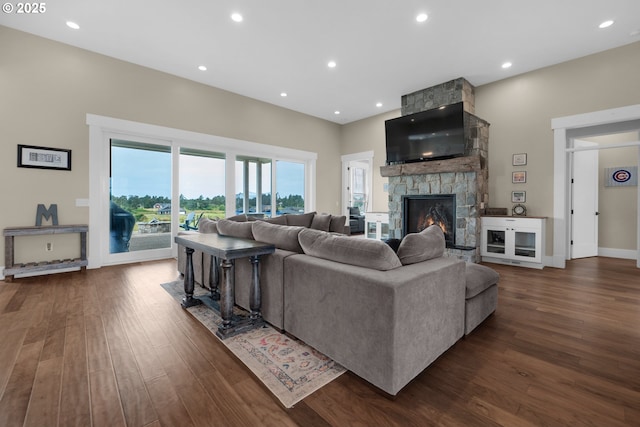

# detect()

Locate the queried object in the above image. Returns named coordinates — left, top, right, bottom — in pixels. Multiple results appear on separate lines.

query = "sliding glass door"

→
left=109, top=139, right=172, bottom=261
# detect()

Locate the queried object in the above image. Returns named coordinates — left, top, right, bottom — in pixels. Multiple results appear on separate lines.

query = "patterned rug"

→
left=161, top=281, right=346, bottom=408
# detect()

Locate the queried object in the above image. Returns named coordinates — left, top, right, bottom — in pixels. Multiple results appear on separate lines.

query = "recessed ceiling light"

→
left=334, top=110, right=340, bottom=115
left=502, top=62, right=513, bottom=69
left=416, top=13, right=428, bottom=23
left=280, top=92, right=287, bottom=97
left=231, top=13, right=243, bottom=22
left=66, top=21, right=80, bottom=30
left=376, top=102, right=383, bottom=108
left=599, top=20, right=614, bottom=29
left=198, top=65, right=207, bottom=71
left=327, top=60, right=337, bottom=68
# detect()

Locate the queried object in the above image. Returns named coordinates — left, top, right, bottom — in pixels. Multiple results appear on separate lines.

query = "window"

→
left=236, top=156, right=272, bottom=217
left=179, top=148, right=226, bottom=223
left=276, top=160, right=305, bottom=215
left=88, top=114, right=317, bottom=268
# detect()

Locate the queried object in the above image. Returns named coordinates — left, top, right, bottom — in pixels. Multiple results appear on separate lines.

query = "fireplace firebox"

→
left=402, top=195, right=456, bottom=247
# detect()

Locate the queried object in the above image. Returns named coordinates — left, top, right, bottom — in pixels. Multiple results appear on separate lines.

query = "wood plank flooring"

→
left=0, top=257, right=638, bottom=426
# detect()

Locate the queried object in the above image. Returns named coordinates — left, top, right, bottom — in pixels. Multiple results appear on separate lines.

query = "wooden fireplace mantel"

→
left=380, top=155, right=484, bottom=177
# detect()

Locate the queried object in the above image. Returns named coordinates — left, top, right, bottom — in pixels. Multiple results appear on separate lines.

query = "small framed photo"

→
left=512, top=171, right=527, bottom=183
left=512, top=191, right=526, bottom=203
left=512, top=153, right=527, bottom=166
left=17, top=144, right=72, bottom=171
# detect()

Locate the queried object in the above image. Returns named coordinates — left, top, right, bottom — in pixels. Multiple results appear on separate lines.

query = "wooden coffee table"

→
left=174, top=233, right=275, bottom=339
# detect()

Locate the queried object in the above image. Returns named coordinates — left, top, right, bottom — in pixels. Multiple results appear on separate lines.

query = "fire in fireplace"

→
left=402, top=195, right=456, bottom=247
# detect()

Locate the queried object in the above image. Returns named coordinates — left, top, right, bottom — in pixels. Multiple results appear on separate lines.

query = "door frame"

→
left=552, top=104, right=640, bottom=268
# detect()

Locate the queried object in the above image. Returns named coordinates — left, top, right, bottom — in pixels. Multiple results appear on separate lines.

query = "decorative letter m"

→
left=36, top=204, right=59, bottom=226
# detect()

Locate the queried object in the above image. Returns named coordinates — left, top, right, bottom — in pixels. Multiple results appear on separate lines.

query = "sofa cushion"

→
left=216, top=219, right=254, bottom=239
left=397, top=225, right=445, bottom=265
left=329, top=215, right=347, bottom=233
left=252, top=221, right=304, bottom=253
left=298, top=229, right=402, bottom=271
left=226, top=214, right=248, bottom=222
left=310, top=214, right=332, bottom=231
left=262, top=215, right=287, bottom=225
left=285, top=212, right=316, bottom=227
left=465, top=262, right=500, bottom=299
left=197, top=217, right=219, bottom=234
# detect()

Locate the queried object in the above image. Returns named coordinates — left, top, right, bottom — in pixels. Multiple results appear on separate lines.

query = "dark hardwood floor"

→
left=0, top=257, right=638, bottom=426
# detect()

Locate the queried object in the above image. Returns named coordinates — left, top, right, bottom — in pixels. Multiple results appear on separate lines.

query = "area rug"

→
left=161, top=280, right=346, bottom=408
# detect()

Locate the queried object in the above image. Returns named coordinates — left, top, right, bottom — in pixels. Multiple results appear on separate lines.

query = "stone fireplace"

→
left=381, top=78, right=490, bottom=262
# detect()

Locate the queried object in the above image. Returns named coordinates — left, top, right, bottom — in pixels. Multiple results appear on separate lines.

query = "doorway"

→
left=552, top=104, right=640, bottom=268
left=341, top=151, right=374, bottom=217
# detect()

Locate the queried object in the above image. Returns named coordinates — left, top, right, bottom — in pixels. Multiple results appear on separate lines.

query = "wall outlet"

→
left=46, top=242, right=53, bottom=251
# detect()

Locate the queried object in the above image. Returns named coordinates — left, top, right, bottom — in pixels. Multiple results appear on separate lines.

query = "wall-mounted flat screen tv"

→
left=385, top=102, right=465, bottom=164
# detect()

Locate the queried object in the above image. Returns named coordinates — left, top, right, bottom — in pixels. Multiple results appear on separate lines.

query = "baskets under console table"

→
left=3, top=224, right=88, bottom=282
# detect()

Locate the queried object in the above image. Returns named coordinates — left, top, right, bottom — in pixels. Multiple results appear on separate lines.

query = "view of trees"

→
left=111, top=193, right=304, bottom=214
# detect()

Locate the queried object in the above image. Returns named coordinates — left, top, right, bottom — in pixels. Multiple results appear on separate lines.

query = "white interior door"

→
left=571, top=140, right=599, bottom=258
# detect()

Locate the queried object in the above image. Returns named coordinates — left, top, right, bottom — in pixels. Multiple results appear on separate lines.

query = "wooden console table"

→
left=175, top=233, right=275, bottom=339
left=3, top=224, right=88, bottom=282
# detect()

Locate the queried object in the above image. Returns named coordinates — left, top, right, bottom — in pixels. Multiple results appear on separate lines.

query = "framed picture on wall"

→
left=17, top=144, right=72, bottom=171
left=513, top=153, right=527, bottom=166
left=511, top=191, right=526, bottom=203
left=512, top=171, right=527, bottom=183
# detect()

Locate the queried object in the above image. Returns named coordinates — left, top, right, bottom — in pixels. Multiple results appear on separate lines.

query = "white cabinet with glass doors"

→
left=365, top=212, right=389, bottom=240
left=481, top=216, right=546, bottom=269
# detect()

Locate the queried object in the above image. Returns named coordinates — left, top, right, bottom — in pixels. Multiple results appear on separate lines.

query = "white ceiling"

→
left=2, top=0, right=639, bottom=124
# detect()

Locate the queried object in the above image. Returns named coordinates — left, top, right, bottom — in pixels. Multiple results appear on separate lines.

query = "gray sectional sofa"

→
left=176, top=212, right=497, bottom=396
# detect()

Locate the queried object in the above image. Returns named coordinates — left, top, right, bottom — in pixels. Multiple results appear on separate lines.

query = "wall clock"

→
left=512, top=204, right=526, bottom=216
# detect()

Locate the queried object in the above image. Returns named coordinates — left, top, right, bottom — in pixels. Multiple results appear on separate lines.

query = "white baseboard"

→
left=1, top=266, right=82, bottom=281
left=598, top=247, right=638, bottom=260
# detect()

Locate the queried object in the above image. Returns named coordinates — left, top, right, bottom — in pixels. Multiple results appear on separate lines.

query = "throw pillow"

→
left=285, top=211, right=316, bottom=227
left=252, top=221, right=304, bottom=253
left=396, top=225, right=445, bottom=265
left=298, top=229, right=402, bottom=271
left=216, top=219, right=254, bottom=239
left=329, top=215, right=347, bottom=233
left=310, top=214, right=332, bottom=232
left=197, top=217, right=218, bottom=234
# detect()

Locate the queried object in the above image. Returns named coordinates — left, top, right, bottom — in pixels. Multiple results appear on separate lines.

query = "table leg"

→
left=181, top=246, right=202, bottom=308
left=249, top=255, right=262, bottom=322
left=209, top=255, right=220, bottom=300
left=218, top=258, right=235, bottom=335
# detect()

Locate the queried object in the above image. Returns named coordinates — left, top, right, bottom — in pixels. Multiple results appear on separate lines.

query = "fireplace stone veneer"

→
left=388, top=170, right=483, bottom=261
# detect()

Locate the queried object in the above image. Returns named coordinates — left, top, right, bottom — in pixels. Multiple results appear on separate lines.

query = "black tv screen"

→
left=385, top=102, right=465, bottom=164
